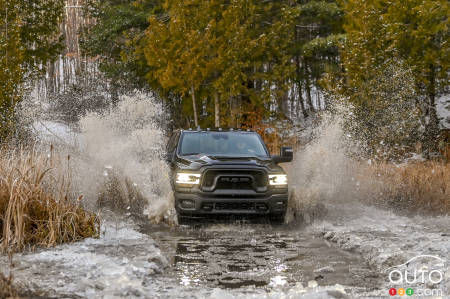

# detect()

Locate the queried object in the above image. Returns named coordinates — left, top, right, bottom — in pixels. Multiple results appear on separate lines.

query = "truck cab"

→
left=165, top=129, right=293, bottom=224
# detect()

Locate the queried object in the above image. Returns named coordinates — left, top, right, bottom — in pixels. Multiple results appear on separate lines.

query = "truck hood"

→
left=174, top=154, right=284, bottom=172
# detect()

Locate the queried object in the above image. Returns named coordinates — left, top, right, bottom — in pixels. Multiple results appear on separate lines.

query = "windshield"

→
left=179, top=132, right=269, bottom=157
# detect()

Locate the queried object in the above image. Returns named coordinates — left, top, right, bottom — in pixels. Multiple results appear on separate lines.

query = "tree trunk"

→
left=295, top=56, right=308, bottom=118
left=280, top=90, right=289, bottom=118
left=191, top=84, right=199, bottom=128
left=423, top=64, right=440, bottom=153
left=290, top=90, right=295, bottom=120
left=47, top=62, right=55, bottom=94
left=303, top=58, right=315, bottom=113
left=298, top=82, right=308, bottom=119
left=229, top=96, right=234, bottom=127
left=229, top=96, right=237, bottom=128
left=214, top=91, right=220, bottom=127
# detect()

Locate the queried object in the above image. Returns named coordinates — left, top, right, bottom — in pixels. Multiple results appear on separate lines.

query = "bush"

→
left=367, top=161, right=450, bottom=214
left=0, top=147, right=100, bottom=252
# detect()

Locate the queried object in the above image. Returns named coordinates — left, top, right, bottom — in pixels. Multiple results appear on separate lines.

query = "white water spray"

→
left=72, top=92, right=174, bottom=223
left=285, top=106, right=378, bottom=223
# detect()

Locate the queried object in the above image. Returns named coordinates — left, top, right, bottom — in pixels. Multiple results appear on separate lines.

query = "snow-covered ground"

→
left=4, top=93, right=447, bottom=298
left=437, top=94, right=450, bottom=129
left=0, top=215, right=359, bottom=299
left=2, top=202, right=449, bottom=298
left=312, top=202, right=450, bottom=297
left=1, top=217, right=169, bottom=298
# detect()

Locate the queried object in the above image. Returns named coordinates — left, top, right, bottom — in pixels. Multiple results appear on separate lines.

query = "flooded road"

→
left=140, top=222, right=381, bottom=296
left=2, top=204, right=449, bottom=298
left=14, top=94, right=447, bottom=298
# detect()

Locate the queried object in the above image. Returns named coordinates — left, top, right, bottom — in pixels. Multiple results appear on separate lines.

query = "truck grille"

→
left=201, top=169, right=267, bottom=192
left=217, top=177, right=252, bottom=189
left=214, top=202, right=255, bottom=210
left=204, top=202, right=268, bottom=211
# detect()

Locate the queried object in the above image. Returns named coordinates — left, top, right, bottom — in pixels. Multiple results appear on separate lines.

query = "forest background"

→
left=0, top=0, right=449, bottom=159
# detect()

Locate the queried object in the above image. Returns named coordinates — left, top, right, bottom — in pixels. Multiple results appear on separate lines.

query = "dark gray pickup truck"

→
left=165, top=129, right=293, bottom=224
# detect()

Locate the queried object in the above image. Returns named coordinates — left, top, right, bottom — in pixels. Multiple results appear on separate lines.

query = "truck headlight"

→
left=176, top=172, right=201, bottom=185
left=268, top=174, right=287, bottom=186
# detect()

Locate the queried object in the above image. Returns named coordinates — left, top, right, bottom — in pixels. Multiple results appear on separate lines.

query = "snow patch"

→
left=313, top=203, right=450, bottom=296
left=207, top=283, right=351, bottom=299
left=0, top=218, right=168, bottom=298
left=437, top=94, right=450, bottom=129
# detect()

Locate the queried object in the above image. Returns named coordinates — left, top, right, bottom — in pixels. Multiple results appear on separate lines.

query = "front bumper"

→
left=175, top=189, right=288, bottom=216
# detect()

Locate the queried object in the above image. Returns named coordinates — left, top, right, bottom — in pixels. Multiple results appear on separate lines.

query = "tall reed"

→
left=371, top=161, right=450, bottom=213
left=0, top=146, right=99, bottom=252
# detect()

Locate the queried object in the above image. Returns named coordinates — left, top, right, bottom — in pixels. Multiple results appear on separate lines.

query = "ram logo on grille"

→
left=220, top=177, right=250, bottom=183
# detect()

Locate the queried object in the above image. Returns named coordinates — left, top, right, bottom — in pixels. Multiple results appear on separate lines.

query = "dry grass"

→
left=0, top=147, right=100, bottom=253
left=367, top=161, right=450, bottom=214
left=0, top=272, right=19, bottom=299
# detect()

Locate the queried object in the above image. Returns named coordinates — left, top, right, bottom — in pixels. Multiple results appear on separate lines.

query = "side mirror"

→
left=272, top=146, right=293, bottom=164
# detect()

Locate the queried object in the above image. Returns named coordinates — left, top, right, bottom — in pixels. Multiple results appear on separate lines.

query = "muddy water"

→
left=140, top=223, right=381, bottom=295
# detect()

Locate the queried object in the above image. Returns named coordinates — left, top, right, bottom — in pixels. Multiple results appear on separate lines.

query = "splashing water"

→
left=72, top=96, right=365, bottom=225
left=71, top=93, right=174, bottom=224
left=285, top=105, right=377, bottom=223
left=75, top=99, right=355, bottom=226
left=28, top=87, right=435, bottom=227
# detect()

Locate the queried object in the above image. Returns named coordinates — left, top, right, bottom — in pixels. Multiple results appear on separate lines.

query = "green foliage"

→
left=302, top=34, right=345, bottom=58
left=81, top=0, right=346, bottom=126
left=0, top=0, right=24, bottom=140
left=336, top=0, right=449, bottom=151
left=0, top=0, right=64, bottom=141
left=80, top=0, right=447, bottom=147
left=20, top=0, right=65, bottom=75
left=292, top=0, right=344, bottom=116
left=81, top=0, right=163, bottom=88
left=382, top=0, right=449, bottom=93
left=141, top=0, right=297, bottom=127
left=343, top=61, right=423, bottom=160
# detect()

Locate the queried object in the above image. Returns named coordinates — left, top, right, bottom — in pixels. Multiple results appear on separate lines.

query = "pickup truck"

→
left=165, top=129, right=293, bottom=224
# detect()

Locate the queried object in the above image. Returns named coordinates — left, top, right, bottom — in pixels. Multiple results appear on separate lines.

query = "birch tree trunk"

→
left=214, top=91, right=220, bottom=127
left=229, top=96, right=237, bottom=128
left=191, top=84, right=199, bottom=127
left=303, top=58, right=315, bottom=113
